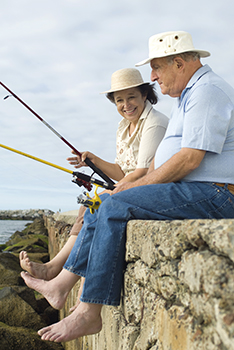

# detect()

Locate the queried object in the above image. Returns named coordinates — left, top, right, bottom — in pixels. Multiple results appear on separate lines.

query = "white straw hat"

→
left=101, top=68, right=147, bottom=94
left=135, top=31, right=210, bottom=66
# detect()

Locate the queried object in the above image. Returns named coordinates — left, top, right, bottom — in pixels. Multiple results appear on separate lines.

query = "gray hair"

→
left=166, top=51, right=201, bottom=65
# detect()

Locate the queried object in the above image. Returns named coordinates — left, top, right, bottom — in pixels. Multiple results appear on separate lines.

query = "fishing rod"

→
left=0, top=82, right=115, bottom=191
left=0, top=143, right=114, bottom=213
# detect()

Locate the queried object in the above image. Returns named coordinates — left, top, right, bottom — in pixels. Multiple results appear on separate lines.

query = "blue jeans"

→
left=64, top=182, right=234, bottom=306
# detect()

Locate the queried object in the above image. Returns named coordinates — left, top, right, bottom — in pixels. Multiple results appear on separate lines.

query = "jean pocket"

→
left=208, top=195, right=234, bottom=219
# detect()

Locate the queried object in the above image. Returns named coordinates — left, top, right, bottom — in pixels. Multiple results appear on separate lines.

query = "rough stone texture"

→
left=0, top=322, right=64, bottom=350
left=0, top=209, right=54, bottom=220
left=0, top=219, right=64, bottom=350
left=45, top=217, right=234, bottom=350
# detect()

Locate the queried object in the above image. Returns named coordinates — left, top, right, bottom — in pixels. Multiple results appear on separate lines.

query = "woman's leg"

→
left=21, top=268, right=80, bottom=310
left=19, top=235, right=77, bottom=280
left=20, top=195, right=109, bottom=309
left=19, top=205, right=87, bottom=280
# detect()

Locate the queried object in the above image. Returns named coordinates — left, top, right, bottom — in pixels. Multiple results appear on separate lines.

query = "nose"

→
left=123, top=99, right=131, bottom=109
left=151, top=70, right=158, bottom=82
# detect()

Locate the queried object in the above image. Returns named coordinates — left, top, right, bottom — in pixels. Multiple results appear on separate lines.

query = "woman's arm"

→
left=117, top=168, right=148, bottom=184
left=67, top=151, right=125, bottom=182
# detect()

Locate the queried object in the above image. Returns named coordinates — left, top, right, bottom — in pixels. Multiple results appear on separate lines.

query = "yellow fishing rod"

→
left=0, top=143, right=73, bottom=174
left=0, top=143, right=115, bottom=213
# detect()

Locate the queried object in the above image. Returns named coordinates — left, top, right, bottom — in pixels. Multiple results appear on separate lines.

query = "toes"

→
left=38, top=326, right=51, bottom=336
left=25, top=257, right=30, bottom=264
left=20, top=271, right=26, bottom=278
left=39, top=328, right=61, bottom=342
left=21, top=271, right=31, bottom=280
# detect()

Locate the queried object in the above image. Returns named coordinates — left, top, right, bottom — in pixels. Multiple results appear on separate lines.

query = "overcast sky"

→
left=0, top=0, right=234, bottom=213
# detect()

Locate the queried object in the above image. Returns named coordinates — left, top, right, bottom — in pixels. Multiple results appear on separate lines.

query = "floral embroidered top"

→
left=115, top=100, right=168, bottom=175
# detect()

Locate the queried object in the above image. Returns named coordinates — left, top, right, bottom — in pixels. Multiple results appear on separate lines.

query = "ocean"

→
left=0, top=220, right=32, bottom=245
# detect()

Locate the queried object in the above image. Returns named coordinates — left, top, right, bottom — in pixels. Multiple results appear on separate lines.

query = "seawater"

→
left=0, top=220, right=32, bottom=245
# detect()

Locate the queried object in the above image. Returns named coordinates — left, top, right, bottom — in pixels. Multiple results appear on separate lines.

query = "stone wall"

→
left=45, top=214, right=234, bottom=350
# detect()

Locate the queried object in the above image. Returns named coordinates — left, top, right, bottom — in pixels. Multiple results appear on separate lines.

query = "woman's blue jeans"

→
left=64, top=181, right=234, bottom=306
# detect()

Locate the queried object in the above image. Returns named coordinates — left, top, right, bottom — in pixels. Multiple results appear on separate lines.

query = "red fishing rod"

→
left=0, top=81, right=115, bottom=191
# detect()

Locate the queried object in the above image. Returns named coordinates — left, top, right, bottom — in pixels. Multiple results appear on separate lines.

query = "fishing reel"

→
left=77, top=185, right=102, bottom=214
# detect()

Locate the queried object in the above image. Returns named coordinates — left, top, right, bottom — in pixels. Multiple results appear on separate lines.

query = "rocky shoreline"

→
left=0, top=213, right=65, bottom=350
left=0, top=209, right=54, bottom=220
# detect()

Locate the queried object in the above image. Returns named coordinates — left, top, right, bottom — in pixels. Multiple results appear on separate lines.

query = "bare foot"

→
left=69, top=277, right=85, bottom=312
left=69, top=299, right=80, bottom=313
left=21, top=271, right=70, bottom=310
left=38, top=302, right=102, bottom=342
left=19, top=251, right=53, bottom=280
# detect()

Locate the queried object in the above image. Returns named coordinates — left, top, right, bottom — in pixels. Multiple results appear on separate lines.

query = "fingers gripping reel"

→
left=77, top=185, right=102, bottom=214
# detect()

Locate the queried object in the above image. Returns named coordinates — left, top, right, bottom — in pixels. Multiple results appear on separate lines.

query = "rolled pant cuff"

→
left=79, top=296, right=120, bottom=306
left=63, top=266, right=85, bottom=278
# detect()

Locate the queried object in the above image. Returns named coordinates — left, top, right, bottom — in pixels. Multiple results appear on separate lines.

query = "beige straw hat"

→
left=101, top=68, right=147, bottom=94
left=135, top=31, right=210, bottom=66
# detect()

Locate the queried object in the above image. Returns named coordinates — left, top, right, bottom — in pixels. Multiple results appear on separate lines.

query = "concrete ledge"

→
left=52, top=210, right=78, bottom=226
left=45, top=217, right=234, bottom=350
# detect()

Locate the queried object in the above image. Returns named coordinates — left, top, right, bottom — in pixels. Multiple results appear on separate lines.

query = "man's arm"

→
left=113, top=148, right=206, bottom=193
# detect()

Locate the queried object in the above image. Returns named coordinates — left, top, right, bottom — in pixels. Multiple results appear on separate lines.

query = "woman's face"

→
left=113, top=87, right=146, bottom=125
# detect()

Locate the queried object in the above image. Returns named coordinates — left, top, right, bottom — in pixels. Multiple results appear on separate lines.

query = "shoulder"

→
left=145, top=107, right=169, bottom=128
left=189, top=66, right=234, bottom=104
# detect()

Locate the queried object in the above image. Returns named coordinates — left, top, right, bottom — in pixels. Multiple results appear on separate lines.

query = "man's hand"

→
left=112, top=182, right=134, bottom=195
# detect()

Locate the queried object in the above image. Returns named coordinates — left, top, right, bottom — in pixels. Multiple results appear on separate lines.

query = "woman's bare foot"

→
left=19, top=251, right=52, bottom=280
left=21, top=269, right=79, bottom=310
left=38, top=302, right=102, bottom=342
left=19, top=236, right=78, bottom=281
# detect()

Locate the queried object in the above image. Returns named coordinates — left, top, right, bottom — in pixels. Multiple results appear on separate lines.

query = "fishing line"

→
left=0, top=153, right=69, bottom=193
left=0, top=81, right=115, bottom=189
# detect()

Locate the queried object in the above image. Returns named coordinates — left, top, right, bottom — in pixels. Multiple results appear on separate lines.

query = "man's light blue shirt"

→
left=155, top=64, right=234, bottom=183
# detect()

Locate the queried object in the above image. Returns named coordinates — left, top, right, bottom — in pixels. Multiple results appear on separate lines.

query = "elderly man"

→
left=21, top=31, right=234, bottom=342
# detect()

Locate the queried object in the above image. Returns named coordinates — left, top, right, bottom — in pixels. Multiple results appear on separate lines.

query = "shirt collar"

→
left=179, top=64, right=212, bottom=104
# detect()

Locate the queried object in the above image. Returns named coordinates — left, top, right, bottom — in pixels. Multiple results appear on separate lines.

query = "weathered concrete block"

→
left=45, top=216, right=234, bottom=350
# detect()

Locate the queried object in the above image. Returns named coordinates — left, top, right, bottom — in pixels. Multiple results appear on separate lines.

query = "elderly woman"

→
left=20, top=68, right=168, bottom=282
left=20, top=68, right=168, bottom=341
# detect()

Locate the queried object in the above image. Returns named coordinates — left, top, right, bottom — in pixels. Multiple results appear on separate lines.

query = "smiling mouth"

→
left=124, top=107, right=137, bottom=115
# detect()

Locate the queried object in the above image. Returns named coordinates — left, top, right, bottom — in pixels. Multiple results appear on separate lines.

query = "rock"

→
left=5, top=234, right=48, bottom=254
left=0, top=322, right=64, bottom=350
left=0, top=287, right=46, bottom=329
left=4, top=218, right=49, bottom=259
left=0, top=209, right=54, bottom=220
left=0, top=252, right=23, bottom=286
left=0, top=213, right=64, bottom=350
left=6, top=217, right=48, bottom=245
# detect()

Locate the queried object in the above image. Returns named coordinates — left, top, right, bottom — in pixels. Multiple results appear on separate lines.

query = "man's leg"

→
left=80, top=181, right=234, bottom=305
left=36, top=181, right=234, bottom=342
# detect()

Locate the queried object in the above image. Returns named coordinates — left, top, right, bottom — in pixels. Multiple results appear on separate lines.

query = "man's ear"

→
left=174, top=58, right=184, bottom=70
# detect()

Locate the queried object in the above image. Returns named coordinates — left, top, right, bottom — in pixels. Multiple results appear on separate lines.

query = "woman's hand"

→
left=67, top=151, right=96, bottom=169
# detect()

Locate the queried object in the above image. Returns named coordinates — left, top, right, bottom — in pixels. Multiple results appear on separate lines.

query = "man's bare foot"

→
left=69, top=276, right=85, bottom=312
left=19, top=251, right=54, bottom=280
left=38, top=302, right=102, bottom=342
left=20, top=271, right=77, bottom=310
left=69, top=299, right=80, bottom=313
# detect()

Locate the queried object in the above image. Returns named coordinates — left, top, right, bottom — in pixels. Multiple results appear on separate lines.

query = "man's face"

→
left=150, top=57, right=183, bottom=97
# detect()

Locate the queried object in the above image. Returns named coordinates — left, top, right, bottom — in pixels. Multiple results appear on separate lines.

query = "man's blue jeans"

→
left=64, top=181, right=234, bottom=306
